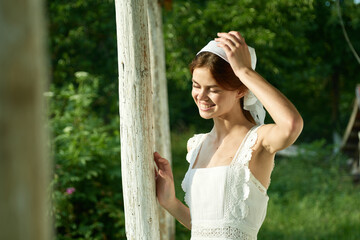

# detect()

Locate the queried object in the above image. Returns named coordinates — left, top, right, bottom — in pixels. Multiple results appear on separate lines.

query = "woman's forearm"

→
left=236, top=68, right=303, bottom=133
left=163, top=198, right=191, bottom=230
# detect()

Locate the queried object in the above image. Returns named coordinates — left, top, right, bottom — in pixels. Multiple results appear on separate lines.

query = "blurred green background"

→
left=46, top=0, right=360, bottom=239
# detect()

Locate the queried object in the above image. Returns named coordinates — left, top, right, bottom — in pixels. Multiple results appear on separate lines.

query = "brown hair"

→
left=189, top=52, right=255, bottom=124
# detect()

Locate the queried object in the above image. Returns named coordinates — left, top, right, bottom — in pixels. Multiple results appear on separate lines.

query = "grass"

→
left=170, top=131, right=360, bottom=240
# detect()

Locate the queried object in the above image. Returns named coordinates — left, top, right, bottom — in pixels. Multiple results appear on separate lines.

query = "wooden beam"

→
left=0, top=0, right=52, bottom=239
left=148, top=1, right=175, bottom=239
left=341, top=99, right=359, bottom=150
left=115, top=0, right=160, bottom=238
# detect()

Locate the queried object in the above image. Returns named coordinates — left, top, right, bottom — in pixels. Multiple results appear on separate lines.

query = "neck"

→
left=210, top=106, right=254, bottom=141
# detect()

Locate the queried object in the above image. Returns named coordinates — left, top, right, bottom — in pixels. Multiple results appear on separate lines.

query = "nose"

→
left=197, top=89, right=208, bottom=101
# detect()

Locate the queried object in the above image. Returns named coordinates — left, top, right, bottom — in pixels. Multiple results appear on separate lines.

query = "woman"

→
left=154, top=31, right=303, bottom=239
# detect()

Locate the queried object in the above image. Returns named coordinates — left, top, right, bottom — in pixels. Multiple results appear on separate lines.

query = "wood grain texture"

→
left=115, top=0, right=160, bottom=238
left=148, top=1, right=175, bottom=239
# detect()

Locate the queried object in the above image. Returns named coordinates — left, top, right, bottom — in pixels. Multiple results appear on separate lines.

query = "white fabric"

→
left=197, top=40, right=257, bottom=70
left=182, top=125, right=269, bottom=240
left=243, top=92, right=266, bottom=126
left=197, top=40, right=266, bottom=125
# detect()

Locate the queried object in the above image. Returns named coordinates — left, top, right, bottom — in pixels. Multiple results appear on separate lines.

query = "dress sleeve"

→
left=187, top=135, right=197, bottom=151
left=185, top=134, right=199, bottom=163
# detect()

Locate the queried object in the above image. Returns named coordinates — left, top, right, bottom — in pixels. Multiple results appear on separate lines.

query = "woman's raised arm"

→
left=215, top=31, right=303, bottom=154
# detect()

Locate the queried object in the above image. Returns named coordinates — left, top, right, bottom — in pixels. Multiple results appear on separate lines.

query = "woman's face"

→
left=191, top=67, right=241, bottom=120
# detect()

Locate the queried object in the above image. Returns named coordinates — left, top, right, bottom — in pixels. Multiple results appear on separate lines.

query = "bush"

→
left=259, top=140, right=360, bottom=240
left=48, top=72, right=125, bottom=239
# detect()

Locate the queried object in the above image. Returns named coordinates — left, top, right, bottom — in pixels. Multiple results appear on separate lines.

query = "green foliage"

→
left=163, top=0, right=360, bottom=140
left=47, top=0, right=118, bottom=120
left=47, top=0, right=360, bottom=141
left=260, top=140, right=360, bottom=240
left=47, top=72, right=125, bottom=239
left=164, top=0, right=316, bottom=132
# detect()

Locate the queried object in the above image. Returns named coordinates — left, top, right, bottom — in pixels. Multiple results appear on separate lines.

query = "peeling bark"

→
left=115, top=0, right=161, bottom=238
left=148, top=1, right=175, bottom=239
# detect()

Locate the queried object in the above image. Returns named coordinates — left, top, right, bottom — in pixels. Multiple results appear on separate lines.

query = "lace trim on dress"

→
left=224, top=125, right=262, bottom=221
left=182, top=134, right=207, bottom=206
left=181, top=177, right=189, bottom=206
left=250, top=174, right=267, bottom=195
left=182, top=171, right=193, bottom=207
left=186, top=134, right=202, bottom=163
left=191, top=226, right=256, bottom=240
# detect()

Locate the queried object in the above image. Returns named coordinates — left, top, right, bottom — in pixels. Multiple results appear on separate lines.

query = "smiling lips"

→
left=199, top=103, right=216, bottom=111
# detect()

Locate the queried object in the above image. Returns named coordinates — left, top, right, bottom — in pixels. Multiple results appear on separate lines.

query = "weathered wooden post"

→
left=115, top=0, right=161, bottom=238
left=148, top=1, right=175, bottom=239
left=0, top=0, right=52, bottom=239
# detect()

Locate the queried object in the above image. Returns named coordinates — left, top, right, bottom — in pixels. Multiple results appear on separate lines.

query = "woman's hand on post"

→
left=154, top=152, right=192, bottom=229
left=215, top=31, right=252, bottom=74
left=154, top=152, right=177, bottom=210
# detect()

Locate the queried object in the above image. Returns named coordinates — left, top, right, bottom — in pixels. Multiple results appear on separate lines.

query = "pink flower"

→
left=66, top=187, right=76, bottom=195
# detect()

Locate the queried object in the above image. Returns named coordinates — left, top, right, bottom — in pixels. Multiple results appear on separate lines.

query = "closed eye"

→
left=209, top=89, right=221, bottom=93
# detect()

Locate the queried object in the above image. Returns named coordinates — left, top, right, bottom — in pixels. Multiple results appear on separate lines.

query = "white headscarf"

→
left=197, top=40, right=266, bottom=125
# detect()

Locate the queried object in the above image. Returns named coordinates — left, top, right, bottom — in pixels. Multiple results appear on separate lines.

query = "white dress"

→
left=181, top=125, right=269, bottom=240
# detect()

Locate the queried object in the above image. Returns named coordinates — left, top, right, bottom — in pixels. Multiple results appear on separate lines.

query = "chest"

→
left=192, top=139, right=241, bottom=169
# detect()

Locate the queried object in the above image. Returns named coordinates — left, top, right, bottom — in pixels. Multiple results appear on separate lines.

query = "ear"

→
left=236, top=86, right=248, bottom=99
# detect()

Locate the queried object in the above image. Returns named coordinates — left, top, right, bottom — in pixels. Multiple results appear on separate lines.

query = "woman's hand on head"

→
left=154, top=152, right=177, bottom=209
left=215, top=31, right=252, bottom=73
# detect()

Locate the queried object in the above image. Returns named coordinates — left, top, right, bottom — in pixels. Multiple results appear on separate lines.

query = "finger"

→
left=157, top=156, right=170, bottom=165
left=217, top=42, right=231, bottom=53
left=154, top=166, right=158, bottom=177
left=154, top=151, right=162, bottom=160
left=154, top=155, right=160, bottom=170
left=154, top=152, right=169, bottom=166
left=229, top=31, right=247, bottom=46
left=160, top=159, right=173, bottom=177
left=215, top=38, right=237, bottom=52
left=158, top=169, right=166, bottom=178
left=156, top=157, right=170, bottom=173
left=217, top=32, right=237, bottom=45
left=217, top=32, right=240, bottom=47
left=154, top=152, right=173, bottom=177
left=159, top=169, right=173, bottom=181
left=228, top=31, right=242, bottom=40
left=154, top=152, right=163, bottom=167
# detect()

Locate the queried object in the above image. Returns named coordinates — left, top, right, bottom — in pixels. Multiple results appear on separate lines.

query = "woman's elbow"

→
left=286, top=114, right=304, bottom=142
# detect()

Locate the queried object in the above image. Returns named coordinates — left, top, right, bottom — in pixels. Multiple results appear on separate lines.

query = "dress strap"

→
left=185, top=133, right=207, bottom=163
left=232, top=124, right=263, bottom=166
left=182, top=133, right=207, bottom=204
left=187, top=134, right=202, bottom=152
left=224, top=124, right=264, bottom=221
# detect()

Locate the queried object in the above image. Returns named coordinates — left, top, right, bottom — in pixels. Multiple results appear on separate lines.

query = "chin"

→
left=198, top=111, right=214, bottom=120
